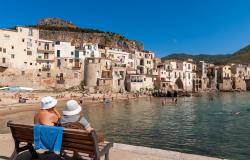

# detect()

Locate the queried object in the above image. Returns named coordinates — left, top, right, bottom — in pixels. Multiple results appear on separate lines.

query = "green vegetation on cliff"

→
left=161, top=53, right=229, bottom=64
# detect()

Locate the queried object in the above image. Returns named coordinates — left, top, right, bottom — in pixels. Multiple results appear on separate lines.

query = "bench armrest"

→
left=99, top=142, right=113, bottom=157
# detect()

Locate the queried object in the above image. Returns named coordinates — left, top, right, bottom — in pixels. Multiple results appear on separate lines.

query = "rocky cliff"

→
left=36, top=18, right=144, bottom=52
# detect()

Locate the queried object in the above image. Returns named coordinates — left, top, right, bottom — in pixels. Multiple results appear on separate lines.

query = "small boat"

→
left=0, top=86, right=33, bottom=92
left=103, top=99, right=110, bottom=104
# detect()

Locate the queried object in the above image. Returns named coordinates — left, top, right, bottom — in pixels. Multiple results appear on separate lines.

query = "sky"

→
left=1, top=0, right=250, bottom=57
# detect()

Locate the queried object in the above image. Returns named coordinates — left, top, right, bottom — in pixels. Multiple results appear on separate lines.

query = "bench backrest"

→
left=7, top=122, right=99, bottom=156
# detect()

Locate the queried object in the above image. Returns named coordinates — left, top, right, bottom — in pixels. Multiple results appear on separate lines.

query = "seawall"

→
left=0, top=133, right=222, bottom=160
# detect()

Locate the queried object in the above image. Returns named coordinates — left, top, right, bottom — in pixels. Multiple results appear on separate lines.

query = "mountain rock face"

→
left=38, top=18, right=76, bottom=28
left=37, top=18, right=144, bottom=52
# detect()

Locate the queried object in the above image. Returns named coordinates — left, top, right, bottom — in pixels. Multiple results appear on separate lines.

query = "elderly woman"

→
left=60, top=100, right=93, bottom=132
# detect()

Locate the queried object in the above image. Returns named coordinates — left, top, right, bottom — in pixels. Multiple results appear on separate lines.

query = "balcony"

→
left=36, top=57, right=55, bottom=62
left=0, top=62, right=9, bottom=68
left=72, top=66, right=81, bottom=70
left=42, top=66, right=51, bottom=71
left=56, top=79, right=65, bottom=84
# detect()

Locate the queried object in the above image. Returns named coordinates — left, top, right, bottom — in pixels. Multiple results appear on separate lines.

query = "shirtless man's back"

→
left=34, top=96, right=61, bottom=126
left=34, top=108, right=60, bottom=126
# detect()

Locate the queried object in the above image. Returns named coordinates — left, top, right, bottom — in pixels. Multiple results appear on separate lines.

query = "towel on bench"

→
left=34, top=125, right=63, bottom=153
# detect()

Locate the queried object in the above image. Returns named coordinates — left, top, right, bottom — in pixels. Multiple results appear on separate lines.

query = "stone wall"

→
left=0, top=67, right=83, bottom=90
left=218, top=79, right=232, bottom=91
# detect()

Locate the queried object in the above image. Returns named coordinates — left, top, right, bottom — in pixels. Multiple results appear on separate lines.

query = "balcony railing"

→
left=0, top=62, right=9, bottom=68
left=42, top=66, right=51, bottom=71
left=72, top=66, right=81, bottom=70
left=36, top=58, right=55, bottom=61
left=56, top=79, right=65, bottom=84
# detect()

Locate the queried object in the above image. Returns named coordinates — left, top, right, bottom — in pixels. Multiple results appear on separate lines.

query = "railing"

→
left=56, top=79, right=65, bottom=84
left=0, top=62, right=9, bottom=68
left=72, top=66, right=81, bottom=70
left=42, top=66, right=50, bottom=71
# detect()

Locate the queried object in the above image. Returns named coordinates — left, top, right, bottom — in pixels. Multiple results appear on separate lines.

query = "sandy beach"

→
left=0, top=90, right=149, bottom=115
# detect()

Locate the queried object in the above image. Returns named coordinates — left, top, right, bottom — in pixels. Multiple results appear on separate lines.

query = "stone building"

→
left=84, top=57, right=112, bottom=93
left=217, top=65, right=232, bottom=91
left=112, top=61, right=126, bottom=93
left=231, top=64, right=247, bottom=90
left=155, top=62, right=173, bottom=90
left=0, top=27, right=39, bottom=70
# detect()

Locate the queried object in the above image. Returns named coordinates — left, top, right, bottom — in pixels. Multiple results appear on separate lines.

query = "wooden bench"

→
left=7, top=121, right=113, bottom=160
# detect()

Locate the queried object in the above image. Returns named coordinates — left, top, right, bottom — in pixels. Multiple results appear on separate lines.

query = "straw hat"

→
left=40, top=96, right=57, bottom=110
left=63, top=100, right=82, bottom=116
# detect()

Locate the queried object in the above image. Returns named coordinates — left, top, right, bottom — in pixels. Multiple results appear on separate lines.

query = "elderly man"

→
left=34, top=96, right=61, bottom=126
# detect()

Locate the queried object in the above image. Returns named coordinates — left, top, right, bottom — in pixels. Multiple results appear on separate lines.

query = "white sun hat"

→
left=40, top=96, right=58, bottom=110
left=62, top=100, right=82, bottom=116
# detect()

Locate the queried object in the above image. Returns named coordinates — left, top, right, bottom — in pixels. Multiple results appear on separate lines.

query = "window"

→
left=47, top=73, right=51, bottom=78
left=55, top=41, right=60, bottom=45
left=38, top=56, right=42, bottom=59
left=28, top=28, right=33, bottom=36
left=118, top=79, right=121, bottom=86
left=11, top=46, right=14, bottom=49
left=71, top=52, right=74, bottom=56
left=188, top=64, right=191, bottom=69
left=22, top=39, right=25, bottom=42
left=69, top=59, right=73, bottom=63
left=3, top=48, right=6, bottom=53
left=57, top=50, right=60, bottom=57
left=57, top=59, right=61, bottom=67
left=75, top=51, right=79, bottom=58
left=21, top=71, right=25, bottom=75
left=38, top=42, right=41, bottom=46
left=30, top=63, right=32, bottom=65
left=11, top=54, right=15, bottom=59
left=44, top=53, right=49, bottom=59
left=27, top=51, right=32, bottom=55
left=74, top=73, right=78, bottom=78
left=2, top=58, right=6, bottom=63
left=45, top=43, right=49, bottom=50
left=0, top=48, right=2, bottom=52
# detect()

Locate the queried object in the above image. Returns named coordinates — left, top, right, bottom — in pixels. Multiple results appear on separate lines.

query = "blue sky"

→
left=1, top=0, right=250, bottom=57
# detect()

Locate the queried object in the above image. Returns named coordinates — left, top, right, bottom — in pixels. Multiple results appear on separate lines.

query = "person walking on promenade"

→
left=34, top=96, right=61, bottom=126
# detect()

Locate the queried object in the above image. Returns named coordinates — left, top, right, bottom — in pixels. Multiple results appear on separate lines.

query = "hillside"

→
left=162, top=45, right=250, bottom=64
left=223, top=45, right=250, bottom=64
left=30, top=18, right=144, bottom=52
left=161, top=53, right=230, bottom=64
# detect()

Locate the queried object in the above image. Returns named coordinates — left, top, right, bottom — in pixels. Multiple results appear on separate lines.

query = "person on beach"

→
left=60, top=100, right=93, bottom=132
left=34, top=96, right=61, bottom=126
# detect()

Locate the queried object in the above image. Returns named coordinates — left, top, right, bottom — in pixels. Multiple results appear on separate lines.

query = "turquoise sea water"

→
left=83, top=92, right=250, bottom=160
